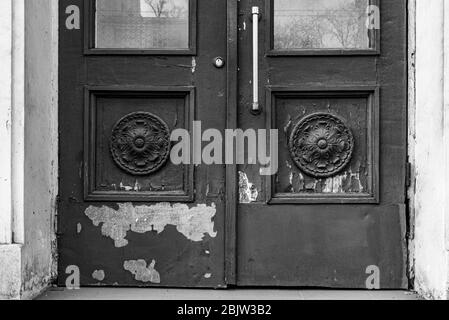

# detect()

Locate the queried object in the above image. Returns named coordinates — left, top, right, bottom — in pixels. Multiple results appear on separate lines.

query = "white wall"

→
left=0, top=0, right=58, bottom=300
left=0, top=0, right=23, bottom=300
left=21, top=0, right=59, bottom=298
left=0, top=0, right=13, bottom=245
left=412, top=0, right=449, bottom=300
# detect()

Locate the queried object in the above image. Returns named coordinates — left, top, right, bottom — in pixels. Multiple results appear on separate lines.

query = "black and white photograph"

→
left=0, top=0, right=445, bottom=306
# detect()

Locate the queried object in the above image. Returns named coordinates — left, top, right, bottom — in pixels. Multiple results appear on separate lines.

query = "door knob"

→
left=213, top=57, right=225, bottom=68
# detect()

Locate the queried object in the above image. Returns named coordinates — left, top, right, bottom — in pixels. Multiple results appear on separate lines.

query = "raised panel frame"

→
left=83, top=0, right=198, bottom=55
left=84, top=85, right=195, bottom=202
left=265, top=85, right=380, bottom=204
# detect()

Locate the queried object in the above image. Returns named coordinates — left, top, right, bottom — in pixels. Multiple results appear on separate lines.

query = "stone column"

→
left=412, top=0, right=449, bottom=300
left=0, top=0, right=22, bottom=300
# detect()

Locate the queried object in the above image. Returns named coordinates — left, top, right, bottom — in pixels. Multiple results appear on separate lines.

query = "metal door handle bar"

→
left=252, top=6, right=260, bottom=113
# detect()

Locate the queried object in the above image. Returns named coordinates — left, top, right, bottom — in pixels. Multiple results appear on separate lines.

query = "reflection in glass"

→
left=274, top=0, right=372, bottom=50
left=95, top=0, right=189, bottom=49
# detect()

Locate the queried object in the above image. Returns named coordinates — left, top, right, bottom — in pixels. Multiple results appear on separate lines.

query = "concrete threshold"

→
left=36, top=287, right=420, bottom=300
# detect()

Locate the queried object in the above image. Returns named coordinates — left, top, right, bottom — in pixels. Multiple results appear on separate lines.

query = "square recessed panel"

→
left=84, top=86, right=194, bottom=202
left=266, top=87, right=379, bottom=204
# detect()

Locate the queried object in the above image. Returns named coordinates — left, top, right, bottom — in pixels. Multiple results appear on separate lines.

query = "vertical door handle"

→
left=252, top=6, right=260, bottom=113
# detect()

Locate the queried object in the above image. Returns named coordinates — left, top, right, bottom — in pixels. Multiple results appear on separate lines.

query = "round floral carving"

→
left=288, top=113, right=354, bottom=178
left=110, top=112, right=171, bottom=175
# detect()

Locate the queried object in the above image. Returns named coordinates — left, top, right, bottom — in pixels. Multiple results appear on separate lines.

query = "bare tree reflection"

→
left=274, top=1, right=369, bottom=49
left=144, top=0, right=188, bottom=18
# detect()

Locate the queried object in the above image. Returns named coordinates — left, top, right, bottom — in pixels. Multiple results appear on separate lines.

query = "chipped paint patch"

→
left=124, top=259, right=160, bottom=284
left=204, top=273, right=212, bottom=279
left=76, top=223, right=82, bottom=234
left=92, top=270, right=105, bottom=281
left=239, top=171, right=259, bottom=203
left=85, top=202, right=217, bottom=247
left=322, top=168, right=365, bottom=194
left=191, top=57, right=196, bottom=73
left=118, top=180, right=142, bottom=192
left=119, top=182, right=133, bottom=191
left=285, top=162, right=294, bottom=191
left=322, top=175, right=345, bottom=193
left=289, top=166, right=366, bottom=194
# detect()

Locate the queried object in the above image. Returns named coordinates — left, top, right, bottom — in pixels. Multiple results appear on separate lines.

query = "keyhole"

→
left=213, top=57, right=225, bottom=68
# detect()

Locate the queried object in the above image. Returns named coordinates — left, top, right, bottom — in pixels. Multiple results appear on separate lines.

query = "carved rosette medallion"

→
left=110, top=112, right=171, bottom=175
left=288, top=113, right=354, bottom=178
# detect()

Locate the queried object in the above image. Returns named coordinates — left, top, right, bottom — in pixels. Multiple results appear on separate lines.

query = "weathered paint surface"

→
left=284, top=162, right=365, bottom=194
left=85, top=202, right=217, bottom=247
left=124, top=259, right=161, bottom=284
left=0, top=245, right=21, bottom=299
left=58, top=0, right=225, bottom=288
left=0, top=0, right=12, bottom=245
left=277, top=99, right=369, bottom=195
left=236, top=0, right=407, bottom=288
left=238, top=171, right=259, bottom=203
left=18, top=0, right=59, bottom=300
left=191, top=57, right=196, bottom=74
left=413, top=0, right=449, bottom=300
left=92, top=270, right=105, bottom=281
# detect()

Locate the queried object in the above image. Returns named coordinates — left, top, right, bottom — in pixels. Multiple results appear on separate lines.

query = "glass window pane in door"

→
left=95, top=0, right=189, bottom=49
left=274, top=0, right=372, bottom=50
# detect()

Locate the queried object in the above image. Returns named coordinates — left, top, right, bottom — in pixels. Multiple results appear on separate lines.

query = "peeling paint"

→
left=304, top=179, right=318, bottom=191
left=85, top=202, right=217, bottom=247
left=285, top=165, right=365, bottom=194
left=92, top=270, right=105, bottom=281
left=118, top=180, right=142, bottom=192
left=239, top=171, right=259, bottom=203
left=322, top=168, right=365, bottom=194
left=322, top=175, right=345, bottom=193
left=76, top=223, right=82, bottom=234
left=119, top=182, right=133, bottom=191
left=288, top=172, right=294, bottom=191
left=204, top=273, right=212, bottom=279
left=124, top=259, right=160, bottom=284
left=297, top=172, right=306, bottom=191
left=286, top=161, right=294, bottom=191
left=284, top=117, right=292, bottom=136
left=191, top=57, right=196, bottom=73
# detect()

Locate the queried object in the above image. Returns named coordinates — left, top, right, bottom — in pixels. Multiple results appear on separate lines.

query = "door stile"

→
left=225, top=0, right=238, bottom=286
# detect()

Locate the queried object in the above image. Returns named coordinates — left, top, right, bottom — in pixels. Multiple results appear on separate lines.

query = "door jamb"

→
left=225, top=0, right=238, bottom=286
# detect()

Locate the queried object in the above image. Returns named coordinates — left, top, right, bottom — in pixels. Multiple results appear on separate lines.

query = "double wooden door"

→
left=59, top=0, right=408, bottom=288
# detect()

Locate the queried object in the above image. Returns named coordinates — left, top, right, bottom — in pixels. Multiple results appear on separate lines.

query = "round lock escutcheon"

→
left=213, top=57, right=225, bottom=68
